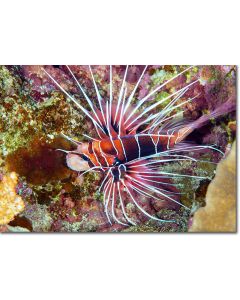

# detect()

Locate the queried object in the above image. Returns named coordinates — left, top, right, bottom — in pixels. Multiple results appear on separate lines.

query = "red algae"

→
left=5, top=135, right=73, bottom=185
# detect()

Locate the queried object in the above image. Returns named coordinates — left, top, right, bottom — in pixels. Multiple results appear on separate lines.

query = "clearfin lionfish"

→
left=43, top=66, right=234, bottom=226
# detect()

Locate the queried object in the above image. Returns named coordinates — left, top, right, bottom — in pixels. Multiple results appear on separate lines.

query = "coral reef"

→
left=0, top=172, right=25, bottom=225
left=189, top=141, right=236, bottom=232
left=0, top=65, right=236, bottom=233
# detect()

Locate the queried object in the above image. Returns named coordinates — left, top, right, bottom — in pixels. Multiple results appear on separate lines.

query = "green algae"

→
left=151, top=65, right=199, bottom=86
left=60, top=216, right=99, bottom=232
left=0, top=96, right=38, bottom=154
left=0, top=69, right=86, bottom=157
left=0, top=66, right=21, bottom=97
left=78, top=172, right=101, bottom=197
left=151, top=69, right=175, bottom=86
left=31, top=181, right=64, bottom=204
left=159, top=157, right=216, bottom=210
left=123, top=208, right=190, bottom=233
left=21, top=204, right=53, bottom=232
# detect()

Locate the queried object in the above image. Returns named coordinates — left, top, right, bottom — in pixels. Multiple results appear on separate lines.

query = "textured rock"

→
left=189, top=142, right=236, bottom=232
left=22, top=204, right=53, bottom=232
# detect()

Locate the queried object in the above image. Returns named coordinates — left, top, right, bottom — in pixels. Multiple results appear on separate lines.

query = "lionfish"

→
left=43, top=66, right=234, bottom=226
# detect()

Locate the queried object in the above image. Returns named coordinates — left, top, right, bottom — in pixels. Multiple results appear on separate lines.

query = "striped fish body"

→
left=80, top=134, right=176, bottom=168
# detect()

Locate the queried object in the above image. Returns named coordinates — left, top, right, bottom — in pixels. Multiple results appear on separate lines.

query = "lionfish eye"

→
left=114, top=157, right=121, bottom=166
left=80, top=154, right=90, bottom=162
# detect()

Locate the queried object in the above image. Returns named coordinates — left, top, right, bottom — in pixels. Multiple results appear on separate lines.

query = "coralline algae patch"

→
left=0, top=172, right=24, bottom=225
left=0, top=65, right=237, bottom=233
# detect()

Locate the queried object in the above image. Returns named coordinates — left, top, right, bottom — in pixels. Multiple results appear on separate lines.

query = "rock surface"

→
left=189, top=142, right=236, bottom=232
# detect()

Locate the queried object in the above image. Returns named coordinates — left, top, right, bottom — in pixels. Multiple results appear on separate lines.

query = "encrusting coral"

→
left=189, top=141, right=236, bottom=232
left=0, top=172, right=25, bottom=225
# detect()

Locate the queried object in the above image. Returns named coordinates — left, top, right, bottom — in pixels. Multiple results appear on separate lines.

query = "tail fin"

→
left=192, top=98, right=235, bottom=130
left=175, top=98, right=236, bottom=143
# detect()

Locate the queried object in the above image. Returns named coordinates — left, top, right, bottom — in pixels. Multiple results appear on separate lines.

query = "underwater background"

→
left=0, top=65, right=236, bottom=233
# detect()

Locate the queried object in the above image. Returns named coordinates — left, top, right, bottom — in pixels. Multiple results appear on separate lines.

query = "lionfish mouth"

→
left=43, top=65, right=234, bottom=227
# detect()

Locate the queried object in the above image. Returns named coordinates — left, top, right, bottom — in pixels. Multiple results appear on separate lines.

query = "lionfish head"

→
left=66, top=153, right=90, bottom=172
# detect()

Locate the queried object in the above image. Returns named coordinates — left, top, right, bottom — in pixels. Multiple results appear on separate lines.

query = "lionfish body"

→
left=77, top=133, right=174, bottom=168
left=44, top=66, right=234, bottom=226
